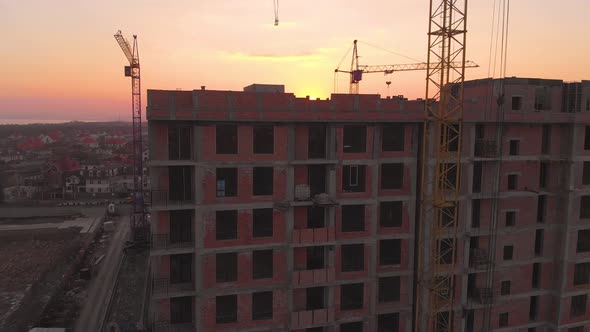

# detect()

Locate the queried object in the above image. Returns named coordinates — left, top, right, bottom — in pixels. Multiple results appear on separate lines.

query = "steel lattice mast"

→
left=415, top=0, right=468, bottom=331
left=114, top=30, right=148, bottom=242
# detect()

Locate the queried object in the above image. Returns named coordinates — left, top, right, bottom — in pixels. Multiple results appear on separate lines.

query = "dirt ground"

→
left=0, top=228, right=84, bottom=331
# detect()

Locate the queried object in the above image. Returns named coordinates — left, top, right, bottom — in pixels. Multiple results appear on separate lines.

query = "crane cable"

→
left=481, top=1, right=510, bottom=330
left=357, top=40, right=423, bottom=63
left=334, top=43, right=354, bottom=93
left=273, top=0, right=279, bottom=26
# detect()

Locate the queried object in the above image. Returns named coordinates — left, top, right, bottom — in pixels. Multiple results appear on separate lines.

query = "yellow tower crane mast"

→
left=415, top=0, right=468, bottom=331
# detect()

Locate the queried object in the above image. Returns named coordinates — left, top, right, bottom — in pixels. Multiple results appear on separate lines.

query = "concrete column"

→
left=193, top=124, right=201, bottom=162
left=193, top=208, right=203, bottom=330
left=327, top=125, right=337, bottom=160
left=555, top=123, right=577, bottom=327
left=286, top=124, right=295, bottom=327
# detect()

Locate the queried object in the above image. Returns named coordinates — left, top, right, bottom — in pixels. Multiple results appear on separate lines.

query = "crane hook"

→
left=273, top=0, right=279, bottom=26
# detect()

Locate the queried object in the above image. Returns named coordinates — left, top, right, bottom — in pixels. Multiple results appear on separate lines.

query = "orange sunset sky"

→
left=1, top=0, right=589, bottom=123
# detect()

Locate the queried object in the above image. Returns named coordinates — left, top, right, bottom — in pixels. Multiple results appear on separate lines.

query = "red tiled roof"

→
left=50, top=157, right=81, bottom=173
left=16, top=137, right=44, bottom=151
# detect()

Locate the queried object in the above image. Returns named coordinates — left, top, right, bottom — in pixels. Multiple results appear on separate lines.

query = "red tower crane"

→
left=114, top=30, right=148, bottom=243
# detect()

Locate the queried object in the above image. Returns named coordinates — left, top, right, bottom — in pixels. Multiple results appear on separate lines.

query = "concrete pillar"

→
left=286, top=124, right=295, bottom=327
left=194, top=207, right=204, bottom=330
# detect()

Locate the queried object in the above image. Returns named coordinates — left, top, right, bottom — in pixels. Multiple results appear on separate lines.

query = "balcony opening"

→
left=537, top=195, right=546, bottom=223
left=534, top=229, right=544, bottom=256
left=475, top=124, right=484, bottom=139
left=507, top=174, right=518, bottom=190
left=509, top=140, right=520, bottom=156
left=343, top=125, right=366, bottom=153
left=253, top=249, right=273, bottom=279
left=583, top=162, right=590, bottom=185
left=253, top=208, right=273, bottom=238
left=341, top=243, right=364, bottom=272
left=539, top=162, right=548, bottom=188
left=252, top=291, right=273, bottom=320
left=378, top=276, right=400, bottom=302
left=307, top=206, right=325, bottom=229
left=471, top=199, right=481, bottom=228
left=470, top=237, right=479, bottom=251
left=574, top=262, right=590, bottom=285
left=216, top=168, right=237, bottom=197
left=499, top=312, right=509, bottom=328
left=168, top=126, right=192, bottom=160
left=532, top=262, right=540, bottom=289
left=541, top=125, right=550, bottom=154
left=577, top=229, right=590, bottom=252
left=216, top=252, right=237, bottom=283
left=529, top=295, right=538, bottom=320
left=308, top=125, right=327, bottom=158
left=306, top=246, right=325, bottom=270
left=465, top=310, right=474, bottom=332
left=505, top=211, right=515, bottom=227
left=340, top=321, right=363, bottom=332
left=438, top=238, right=455, bottom=265
left=511, top=96, right=522, bottom=111
left=380, top=201, right=403, bottom=228
left=472, top=161, right=482, bottom=193
left=568, top=327, right=584, bottom=332
left=170, top=253, right=192, bottom=284
left=170, top=210, right=193, bottom=244
left=467, top=274, right=476, bottom=298
left=382, top=123, right=404, bottom=152
left=503, top=245, right=513, bottom=260
left=253, top=167, right=273, bottom=196
left=216, top=294, right=237, bottom=324
left=216, top=124, right=238, bottom=154
left=216, top=210, right=237, bottom=240
left=308, top=165, right=326, bottom=196
left=341, top=205, right=365, bottom=232
left=170, top=296, right=193, bottom=324
left=340, top=283, right=363, bottom=310
left=571, top=294, right=587, bottom=317
left=169, top=166, right=192, bottom=201
left=380, top=239, right=401, bottom=265
left=253, top=125, right=274, bottom=154
left=343, top=165, right=366, bottom=192
left=500, top=280, right=511, bottom=295
left=306, top=286, right=325, bottom=310
left=580, top=196, right=590, bottom=218
left=378, top=312, right=400, bottom=332
left=381, top=163, right=404, bottom=189
left=534, top=87, right=550, bottom=110
left=586, top=126, right=590, bottom=150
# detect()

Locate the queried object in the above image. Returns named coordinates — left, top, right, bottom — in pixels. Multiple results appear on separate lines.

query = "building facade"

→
left=147, top=78, right=590, bottom=332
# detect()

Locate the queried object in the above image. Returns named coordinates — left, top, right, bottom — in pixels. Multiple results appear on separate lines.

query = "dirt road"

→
left=74, top=213, right=129, bottom=332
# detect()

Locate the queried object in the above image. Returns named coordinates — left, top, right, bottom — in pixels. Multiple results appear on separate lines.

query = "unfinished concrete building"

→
left=146, top=78, right=590, bottom=332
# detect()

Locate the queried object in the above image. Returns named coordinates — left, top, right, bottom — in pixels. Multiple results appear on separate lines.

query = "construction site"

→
left=3, top=0, right=581, bottom=332
left=134, top=0, right=590, bottom=332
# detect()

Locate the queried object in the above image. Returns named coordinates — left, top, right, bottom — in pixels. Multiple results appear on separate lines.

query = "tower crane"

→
left=414, top=0, right=468, bottom=331
left=114, top=30, right=148, bottom=243
left=334, top=40, right=477, bottom=94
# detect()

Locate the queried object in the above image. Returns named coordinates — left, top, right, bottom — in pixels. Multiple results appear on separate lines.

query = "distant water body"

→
left=0, top=118, right=124, bottom=125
